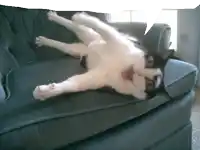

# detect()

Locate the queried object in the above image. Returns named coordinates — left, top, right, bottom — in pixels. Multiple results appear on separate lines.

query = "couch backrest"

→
left=0, top=5, right=108, bottom=76
left=0, top=5, right=171, bottom=76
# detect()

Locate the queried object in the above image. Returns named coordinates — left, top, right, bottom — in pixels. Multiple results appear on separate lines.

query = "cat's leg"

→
left=35, top=36, right=88, bottom=57
left=133, top=66, right=163, bottom=80
left=72, top=12, right=124, bottom=43
left=116, top=82, right=147, bottom=100
left=108, top=76, right=147, bottom=100
left=47, top=11, right=102, bottom=45
left=33, top=69, right=106, bottom=100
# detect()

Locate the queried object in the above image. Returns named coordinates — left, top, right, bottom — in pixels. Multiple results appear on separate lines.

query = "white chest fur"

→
left=87, top=40, right=145, bottom=73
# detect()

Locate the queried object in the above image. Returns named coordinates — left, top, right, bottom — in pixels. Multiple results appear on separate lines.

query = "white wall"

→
left=177, top=7, right=200, bottom=86
left=109, top=10, right=177, bottom=50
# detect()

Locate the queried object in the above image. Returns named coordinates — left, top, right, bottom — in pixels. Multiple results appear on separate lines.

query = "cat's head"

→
left=123, top=35, right=174, bottom=98
left=143, top=49, right=174, bottom=97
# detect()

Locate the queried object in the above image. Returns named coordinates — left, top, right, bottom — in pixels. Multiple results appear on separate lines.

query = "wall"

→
left=177, top=6, right=200, bottom=86
left=0, top=0, right=24, bottom=7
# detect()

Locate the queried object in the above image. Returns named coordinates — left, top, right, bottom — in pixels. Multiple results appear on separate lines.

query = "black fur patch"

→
left=80, top=55, right=88, bottom=69
left=132, top=39, right=174, bottom=98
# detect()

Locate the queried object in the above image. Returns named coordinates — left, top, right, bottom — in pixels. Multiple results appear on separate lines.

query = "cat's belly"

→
left=86, top=53, right=101, bottom=69
left=86, top=41, right=109, bottom=70
left=80, top=40, right=145, bottom=71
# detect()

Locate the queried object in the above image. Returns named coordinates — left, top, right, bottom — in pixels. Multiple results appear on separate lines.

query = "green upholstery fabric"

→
left=0, top=5, right=197, bottom=150
left=0, top=6, right=109, bottom=74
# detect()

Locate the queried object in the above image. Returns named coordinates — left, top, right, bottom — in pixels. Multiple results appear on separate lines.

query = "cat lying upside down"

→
left=33, top=11, right=163, bottom=101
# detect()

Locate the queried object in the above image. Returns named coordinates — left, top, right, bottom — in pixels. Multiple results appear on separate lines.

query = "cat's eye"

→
left=146, top=78, right=155, bottom=91
left=146, top=55, right=154, bottom=68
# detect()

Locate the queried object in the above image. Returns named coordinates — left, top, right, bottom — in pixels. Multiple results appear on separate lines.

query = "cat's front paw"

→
left=35, top=36, right=48, bottom=47
left=33, top=83, right=56, bottom=101
left=47, top=11, right=58, bottom=21
left=134, top=91, right=147, bottom=100
left=72, top=12, right=92, bottom=23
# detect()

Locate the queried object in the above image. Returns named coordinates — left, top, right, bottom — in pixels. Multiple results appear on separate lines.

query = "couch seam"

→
left=167, top=70, right=197, bottom=88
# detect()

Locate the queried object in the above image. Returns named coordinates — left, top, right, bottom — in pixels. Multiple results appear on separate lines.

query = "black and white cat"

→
left=33, top=11, right=166, bottom=101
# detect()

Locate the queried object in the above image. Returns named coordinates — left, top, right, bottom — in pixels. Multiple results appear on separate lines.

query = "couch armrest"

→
left=164, top=59, right=198, bottom=98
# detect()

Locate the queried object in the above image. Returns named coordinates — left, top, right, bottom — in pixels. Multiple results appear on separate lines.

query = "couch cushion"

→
left=60, top=91, right=194, bottom=150
left=0, top=7, right=37, bottom=66
left=0, top=6, right=80, bottom=63
left=0, top=57, right=171, bottom=149
left=0, top=56, right=84, bottom=114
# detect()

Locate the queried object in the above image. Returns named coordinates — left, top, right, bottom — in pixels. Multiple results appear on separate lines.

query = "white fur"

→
left=33, top=11, right=161, bottom=101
